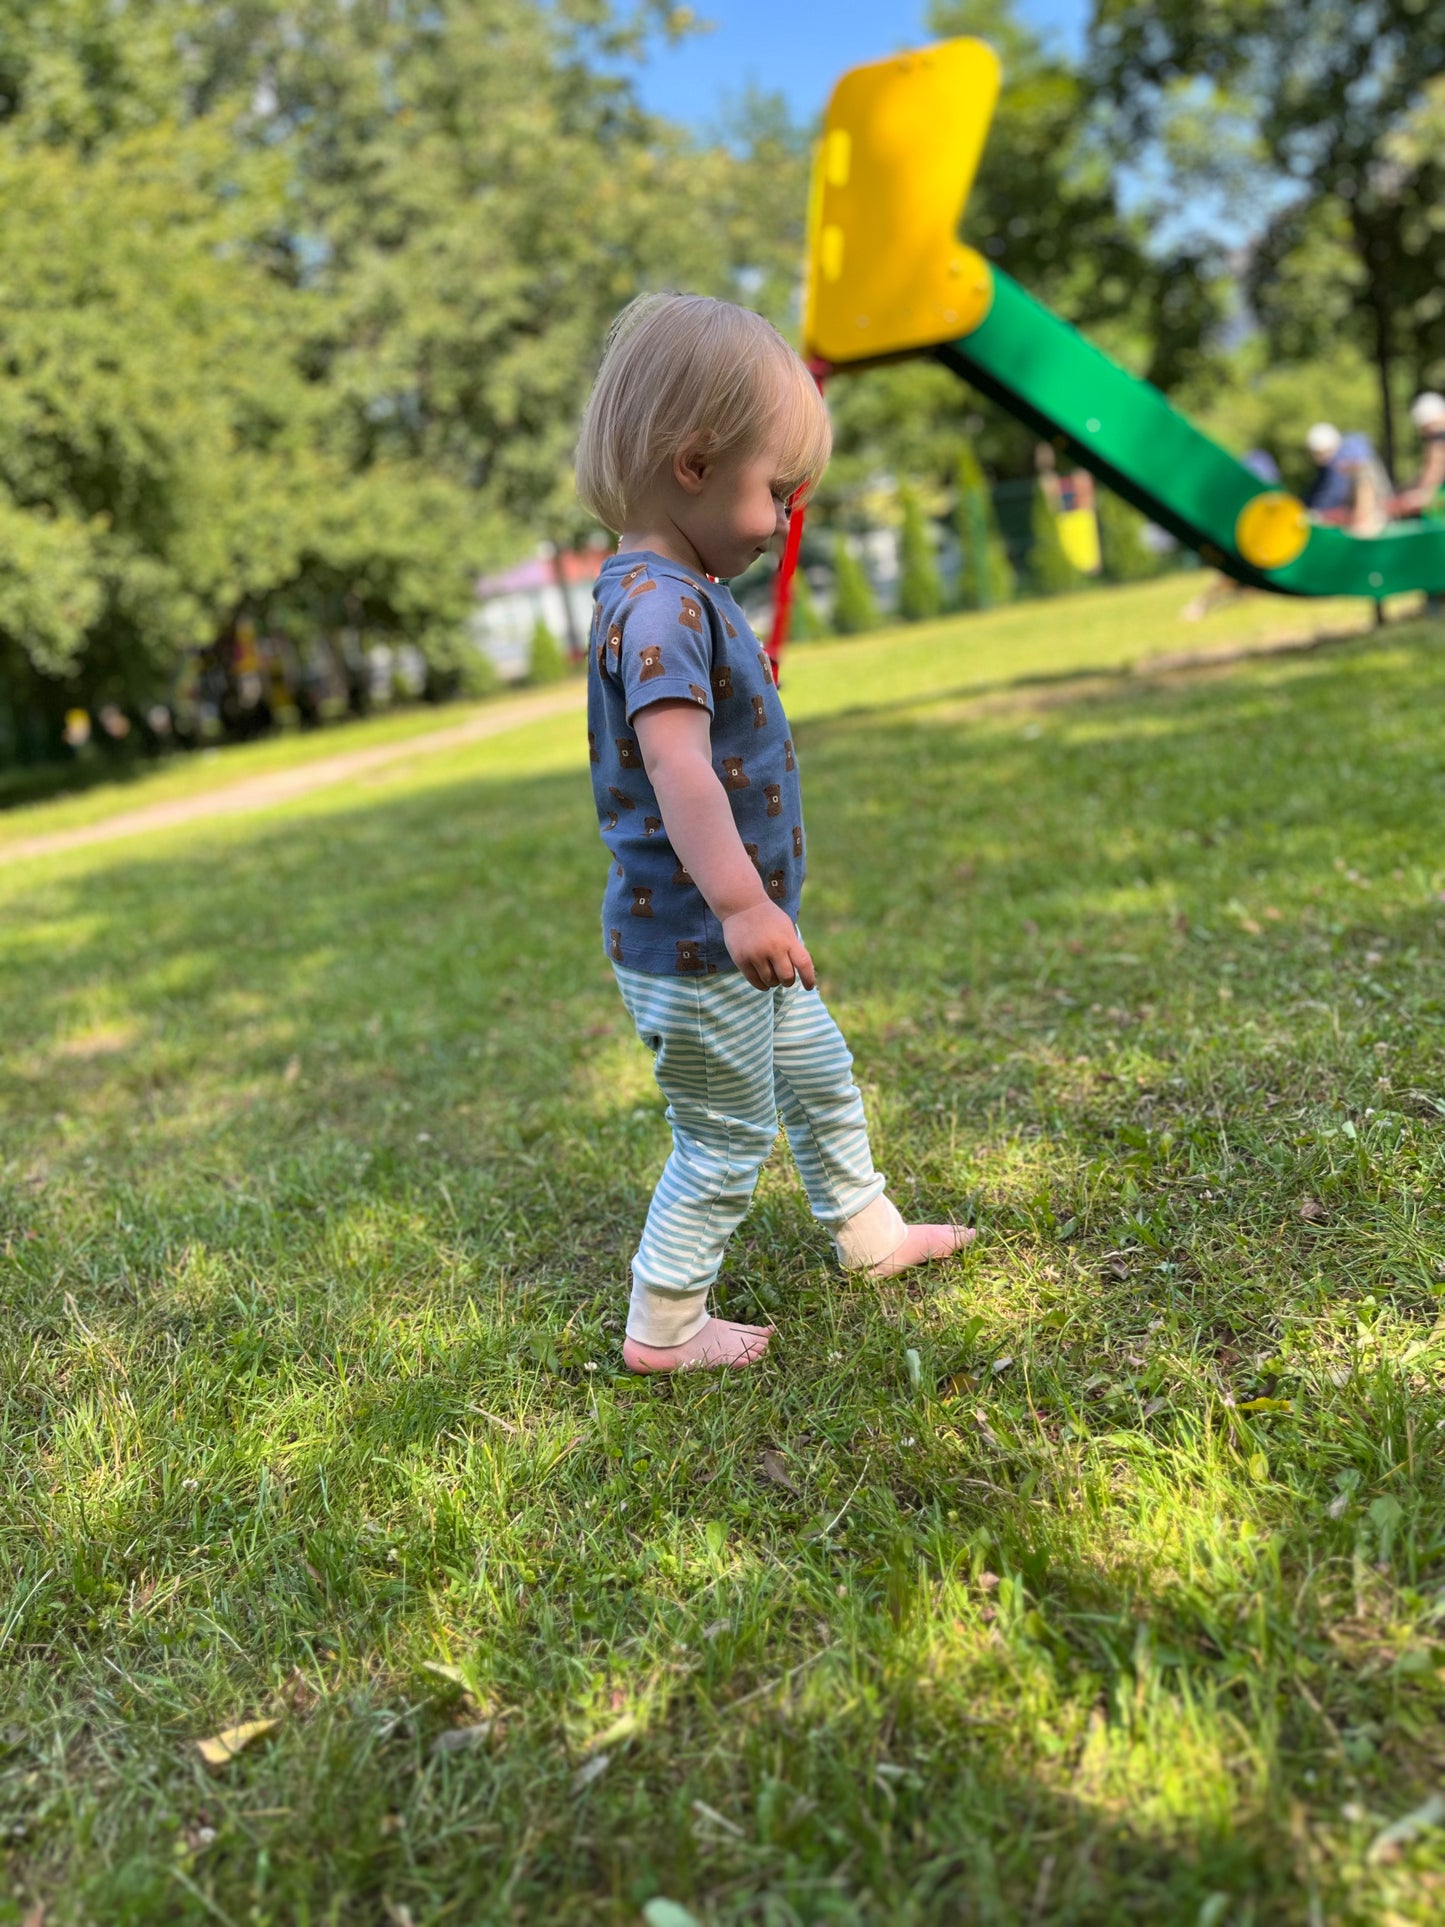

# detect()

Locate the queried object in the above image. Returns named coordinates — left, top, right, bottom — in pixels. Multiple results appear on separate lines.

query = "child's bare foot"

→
left=622, top=1316, right=775, bottom=1374
left=867, top=1223, right=975, bottom=1280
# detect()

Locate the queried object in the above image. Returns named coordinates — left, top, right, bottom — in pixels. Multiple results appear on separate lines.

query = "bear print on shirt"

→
left=792, top=825, right=804, bottom=859
left=722, top=756, right=750, bottom=790
left=588, top=730, right=599, bottom=763
left=688, top=683, right=709, bottom=705
left=629, top=578, right=656, bottom=600
left=752, top=695, right=767, bottom=729
left=764, top=784, right=782, bottom=817
left=743, top=842, right=760, bottom=868
left=783, top=738, right=795, bottom=771
left=675, top=940, right=711, bottom=974
left=609, top=929, right=624, bottom=962
left=643, top=816, right=662, bottom=837
left=679, top=594, right=703, bottom=632
left=616, top=737, right=641, bottom=769
left=608, top=786, right=636, bottom=812
left=638, top=643, right=664, bottom=682
left=712, top=665, right=734, bottom=702
left=620, top=564, right=647, bottom=589
left=631, top=887, right=654, bottom=918
left=767, top=868, right=787, bottom=902
left=606, top=622, right=622, bottom=670
left=672, top=858, right=693, bottom=887
left=721, top=611, right=737, bottom=638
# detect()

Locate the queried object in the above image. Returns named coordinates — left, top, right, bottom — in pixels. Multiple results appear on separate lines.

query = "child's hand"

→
left=721, top=902, right=815, bottom=991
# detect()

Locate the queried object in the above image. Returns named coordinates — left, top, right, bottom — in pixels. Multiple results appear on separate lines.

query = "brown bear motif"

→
left=628, top=577, right=656, bottom=600
left=615, top=862, right=624, bottom=878
left=721, top=756, right=750, bottom=790
left=638, top=643, right=664, bottom=682
left=675, top=940, right=711, bottom=974
left=792, top=825, right=804, bottom=859
left=587, top=729, right=599, bottom=763
left=764, top=783, right=782, bottom=817
left=678, top=594, right=704, bottom=632
left=752, top=695, right=767, bottom=729
left=604, top=809, right=618, bottom=831
left=783, top=738, right=795, bottom=771
left=767, top=869, right=787, bottom=902
left=672, top=858, right=693, bottom=886
left=608, top=929, right=624, bottom=963
left=722, top=611, right=737, bottom=638
left=711, top=665, right=734, bottom=701
left=606, top=622, right=623, bottom=668
left=620, top=564, right=648, bottom=589
left=688, top=683, right=709, bottom=705
left=743, top=842, right=760, bottom=869
left=608, top=786, right=636, bottom=811
left=758, top=648, right=772, bottom=679
left=615, top=737, right=641, bottom=769
left=643, top=816, right=662, bottom=837
left=630, top=887, right=654, bottom=918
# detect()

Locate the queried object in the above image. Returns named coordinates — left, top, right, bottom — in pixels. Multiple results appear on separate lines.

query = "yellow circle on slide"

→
left=1235, top=491, right=1310, bottom=570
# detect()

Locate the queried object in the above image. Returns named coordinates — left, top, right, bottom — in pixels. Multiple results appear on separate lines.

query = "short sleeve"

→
left=605, top=567, right=716, bottom=723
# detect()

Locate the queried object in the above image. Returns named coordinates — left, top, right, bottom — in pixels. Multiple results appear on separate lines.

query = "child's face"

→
left=677, top=437, right=794, bottom=581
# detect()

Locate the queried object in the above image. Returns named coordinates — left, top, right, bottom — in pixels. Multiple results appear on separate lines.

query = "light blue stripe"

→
left=613, top=966, right=886, bottom=1297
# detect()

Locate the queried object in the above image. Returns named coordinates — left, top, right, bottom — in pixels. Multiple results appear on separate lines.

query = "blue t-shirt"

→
left=586, top=550, right=805, bottom=976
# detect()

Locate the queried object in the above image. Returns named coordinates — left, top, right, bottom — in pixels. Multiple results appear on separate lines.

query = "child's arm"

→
left=634, top=700, right=815, bottom=991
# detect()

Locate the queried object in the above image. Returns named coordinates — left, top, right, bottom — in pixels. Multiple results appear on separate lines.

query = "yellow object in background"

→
left=1055, top=507, right=1101, bottom=575
left=1234, top=490, right=1310, bottom=571
left=804, top=38, right=1001, bottom=366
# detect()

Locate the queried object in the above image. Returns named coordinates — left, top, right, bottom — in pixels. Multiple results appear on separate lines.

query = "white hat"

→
left=1410, top=391, right=1445, bottom=430
left=1306, top=422, right=1342, bottom=462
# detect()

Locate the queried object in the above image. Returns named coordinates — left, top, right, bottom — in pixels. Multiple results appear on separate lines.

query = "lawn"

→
left=2, top=582, right=1443, bottom=1924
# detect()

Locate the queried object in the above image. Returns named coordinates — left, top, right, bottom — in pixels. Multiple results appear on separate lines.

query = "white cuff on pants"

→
left=832, top=1192, right=907, bottom=1270
left=625, top=1269, right=712, bottom=1349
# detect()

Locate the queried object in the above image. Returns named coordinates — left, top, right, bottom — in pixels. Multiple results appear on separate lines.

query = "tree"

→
left=953, top=443, right=1016, bottom=610
left=790, top=571, right=826, bottom=641
left=526, top=617, right=567, bottom=685
left=1028, top=489, right=1084, bottom=597
left=1096, top=488, right=1159, bottom=583
left=830, top=539, right=881, bottom=635
left=896, top=489, right=945, bottom=622
left=1088, top=0, right=1445, bottom=477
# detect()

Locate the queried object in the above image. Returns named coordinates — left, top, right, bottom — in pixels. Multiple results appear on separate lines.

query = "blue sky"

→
left=629, top=1, right=1087, bottom=127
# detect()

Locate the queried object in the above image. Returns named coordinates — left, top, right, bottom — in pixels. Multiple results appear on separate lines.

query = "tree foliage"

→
left=1028, top=489, right=1084, bottom=597
left=0, top=1, right=809, bottom=726
left=1088, top=0, right=1445, bottom=474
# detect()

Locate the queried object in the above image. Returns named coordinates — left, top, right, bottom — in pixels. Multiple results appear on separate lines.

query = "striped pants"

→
left=613, top=964, right=906, bottom=1346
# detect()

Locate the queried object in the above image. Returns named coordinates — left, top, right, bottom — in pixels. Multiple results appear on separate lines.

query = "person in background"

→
left=1395, top=392, right=1445, bottom=517
left=1305, top=423, right=1391, bottom=534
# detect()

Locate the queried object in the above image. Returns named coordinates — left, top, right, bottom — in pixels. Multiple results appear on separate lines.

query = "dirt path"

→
left=0, top=683, right=587, bottom=868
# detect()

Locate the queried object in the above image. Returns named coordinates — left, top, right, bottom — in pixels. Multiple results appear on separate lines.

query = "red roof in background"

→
left=476, top=548, right=607, bottom=598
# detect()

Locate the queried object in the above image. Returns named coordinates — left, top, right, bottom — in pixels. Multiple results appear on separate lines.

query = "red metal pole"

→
left=765, top=362, right=829, bottom=685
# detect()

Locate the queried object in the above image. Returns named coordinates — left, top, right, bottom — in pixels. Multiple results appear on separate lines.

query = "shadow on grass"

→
left=2, top=622, right=1444, bottom=1921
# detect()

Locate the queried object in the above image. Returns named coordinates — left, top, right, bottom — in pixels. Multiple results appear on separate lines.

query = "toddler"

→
left=575, top=293, right=972, bottom=1372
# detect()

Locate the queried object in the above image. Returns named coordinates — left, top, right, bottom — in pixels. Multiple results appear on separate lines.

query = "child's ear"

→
left=673, top=432, right=714, bottom=496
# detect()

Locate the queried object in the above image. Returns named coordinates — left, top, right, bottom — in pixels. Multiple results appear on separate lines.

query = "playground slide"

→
left=803, top=39, right=1445, bottom=601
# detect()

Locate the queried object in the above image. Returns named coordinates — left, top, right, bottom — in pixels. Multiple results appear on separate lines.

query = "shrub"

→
left=954, top=443, right=1016, bottom=609
left=790, top=569, right=826, bottom=641
left=831, top=538, right=880, bottom=635
left=526, top=616, right=568, bottom=684
left=896, top=487, right=945, bottom=621
left=1097, top=486, right=1160, bottom=582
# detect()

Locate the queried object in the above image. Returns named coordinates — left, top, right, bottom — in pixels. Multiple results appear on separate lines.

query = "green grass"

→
left=2, top=581, right=1444, bottom=1924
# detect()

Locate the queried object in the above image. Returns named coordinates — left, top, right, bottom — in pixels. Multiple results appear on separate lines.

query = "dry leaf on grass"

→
left=572, top=1753, right=610, bottom=1791
left=1298, top=1196, right=1328, bottom=1223
left=195, top=1718, right=279, bottom=1769
left=759, top=1449, right=801, bottom=1497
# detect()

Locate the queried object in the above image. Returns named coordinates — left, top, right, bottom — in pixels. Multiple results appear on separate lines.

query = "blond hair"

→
left=575, top=292, right=832, bottom=532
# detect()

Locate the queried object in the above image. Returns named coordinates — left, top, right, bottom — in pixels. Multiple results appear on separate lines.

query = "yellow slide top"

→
left=803, top=37, right=1001, bottom=367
